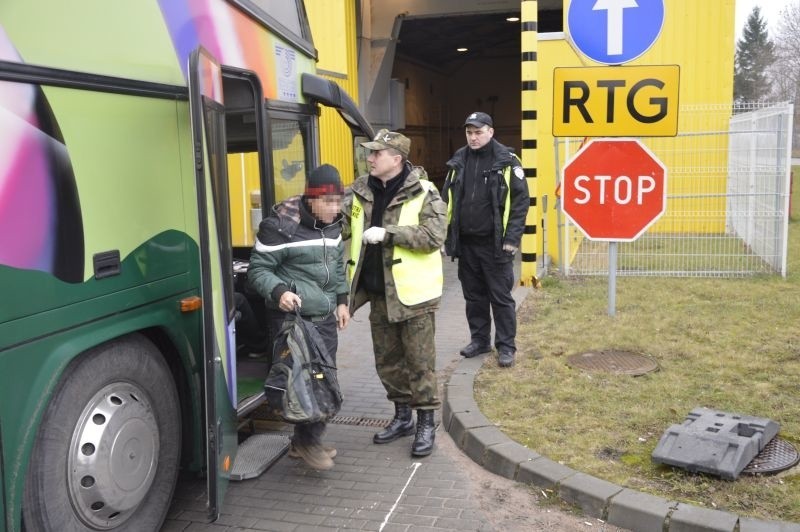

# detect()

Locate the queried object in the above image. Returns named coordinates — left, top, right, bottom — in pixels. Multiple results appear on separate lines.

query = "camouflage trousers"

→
left=368, top=295, right=441, bottom=409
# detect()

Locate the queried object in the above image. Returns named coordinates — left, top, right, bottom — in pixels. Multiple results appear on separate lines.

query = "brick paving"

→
left=163, top=256, right=800, bottom=532
left=162, top=259, right=575, bottom=532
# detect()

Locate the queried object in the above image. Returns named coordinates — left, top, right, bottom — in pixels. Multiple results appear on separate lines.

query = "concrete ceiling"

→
left=395, top=2, right=564, bottom=70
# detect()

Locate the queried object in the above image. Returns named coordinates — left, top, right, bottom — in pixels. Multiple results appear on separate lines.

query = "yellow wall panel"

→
left=228, top=152, right=262, bottom=247
left=305, top=0, right=347, bottom=75
left=306, top=0, right=360, bottom=185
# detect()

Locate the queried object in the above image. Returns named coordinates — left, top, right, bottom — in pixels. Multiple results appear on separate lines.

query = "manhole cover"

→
left=742, top=437, right=800, bottom=475
left=566, top=350, right=658, bottom=376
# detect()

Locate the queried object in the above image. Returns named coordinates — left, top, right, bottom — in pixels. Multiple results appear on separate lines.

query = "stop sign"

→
left=562, top=138, right=667, bottom=241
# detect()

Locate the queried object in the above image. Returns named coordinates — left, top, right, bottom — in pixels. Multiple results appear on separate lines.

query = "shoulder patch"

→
left=513, top=166, right=525, bottom=179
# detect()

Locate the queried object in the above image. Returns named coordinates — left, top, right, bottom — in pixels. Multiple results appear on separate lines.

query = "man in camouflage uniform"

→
left=342, top=129, right=447, bottom=457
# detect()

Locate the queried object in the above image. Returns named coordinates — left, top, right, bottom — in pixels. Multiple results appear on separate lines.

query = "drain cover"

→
left=566, top=350, right=658, bottom=376
left=742, top=437, right=800, bottom=475
left=329, top=415, right=391, bottom=427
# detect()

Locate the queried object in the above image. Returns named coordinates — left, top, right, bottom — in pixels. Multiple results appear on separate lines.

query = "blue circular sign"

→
left=567, top=0, right=665, bottom=65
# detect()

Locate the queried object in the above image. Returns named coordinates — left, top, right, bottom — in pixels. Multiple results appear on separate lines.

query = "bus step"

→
left=230, top=432, right=290, bottom=481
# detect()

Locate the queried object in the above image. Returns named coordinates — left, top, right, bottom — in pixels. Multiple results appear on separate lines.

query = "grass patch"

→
left=475, top=166, right=800, bottom=523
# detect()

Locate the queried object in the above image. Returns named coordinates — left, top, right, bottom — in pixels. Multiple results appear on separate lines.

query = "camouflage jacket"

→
left=342, top=164, right=447, bottom=323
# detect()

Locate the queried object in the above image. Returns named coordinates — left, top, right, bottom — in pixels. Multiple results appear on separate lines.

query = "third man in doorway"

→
left=442, top=112, right=529, bottom=368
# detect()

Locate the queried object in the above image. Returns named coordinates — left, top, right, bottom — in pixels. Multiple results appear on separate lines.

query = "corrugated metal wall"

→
left=306, top=0, right=361, bottom=186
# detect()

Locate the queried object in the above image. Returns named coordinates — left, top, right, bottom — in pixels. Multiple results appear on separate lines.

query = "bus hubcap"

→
left=68, top=382, right=159, bottom=529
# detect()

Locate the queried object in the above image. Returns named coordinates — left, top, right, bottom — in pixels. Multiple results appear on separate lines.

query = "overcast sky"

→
left=734, top=0, right=795, bottom=41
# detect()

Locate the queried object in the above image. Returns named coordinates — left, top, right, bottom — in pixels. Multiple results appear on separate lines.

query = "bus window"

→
left=270, top=116, right=311, bottom=203
left=227, top=0, right=314, bottom=57
left=223, top=71, right=266, bottom=250
left=354, top=136, right=370, bottom=178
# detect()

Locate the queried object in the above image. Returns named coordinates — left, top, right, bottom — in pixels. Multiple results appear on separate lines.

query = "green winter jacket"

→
left=248, top=195, right=348, bottom=318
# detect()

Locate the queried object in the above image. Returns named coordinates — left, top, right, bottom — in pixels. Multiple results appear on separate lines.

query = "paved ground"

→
left=162, top=258, right=625, bottom=531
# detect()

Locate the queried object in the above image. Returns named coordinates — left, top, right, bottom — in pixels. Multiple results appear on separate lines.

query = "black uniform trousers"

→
left=267, top=310, right=338, bottom=447
left=457, top=239, right=517, bottom=353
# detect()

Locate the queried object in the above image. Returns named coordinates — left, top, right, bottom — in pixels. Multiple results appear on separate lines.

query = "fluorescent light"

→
left=457, top=47, right=468, bottom=52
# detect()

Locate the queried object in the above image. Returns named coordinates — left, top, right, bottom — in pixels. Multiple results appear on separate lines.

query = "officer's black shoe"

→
left=374, top=403, right=415, bottom=444
left=411, top=409, right=436, bottom=457
left=498, top=350, right=515, bottom=367
left=460, top=341, right=492, bottom=358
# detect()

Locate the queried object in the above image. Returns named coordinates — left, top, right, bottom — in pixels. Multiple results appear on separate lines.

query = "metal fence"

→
left=555, top=102, right=794, bottom=278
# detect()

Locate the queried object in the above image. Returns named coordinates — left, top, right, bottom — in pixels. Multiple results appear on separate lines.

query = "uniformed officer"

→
left=342, top=129, right=447, bottom=457
left=442, top=112, right=530, bottom=368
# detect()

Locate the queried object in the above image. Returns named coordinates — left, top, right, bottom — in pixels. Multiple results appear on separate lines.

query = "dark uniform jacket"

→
left=442, top=138, right=529, bottom=259
left=248, top=195, right=347, bottom=319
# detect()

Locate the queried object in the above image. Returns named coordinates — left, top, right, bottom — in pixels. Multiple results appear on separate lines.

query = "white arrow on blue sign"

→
left=567, top=0, right=665, bottom=65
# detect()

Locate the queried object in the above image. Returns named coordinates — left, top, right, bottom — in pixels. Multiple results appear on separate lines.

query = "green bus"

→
left=0, top=1, right=371, bottom=530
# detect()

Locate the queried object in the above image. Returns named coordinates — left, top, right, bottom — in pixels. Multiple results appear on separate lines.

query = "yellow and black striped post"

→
left=520, top=0, right=540, bottom=287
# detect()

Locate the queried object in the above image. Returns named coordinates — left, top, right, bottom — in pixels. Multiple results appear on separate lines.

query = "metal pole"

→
left=608, top=241, right=617, bottom=316
left=554, top=137, right=566, bottom=275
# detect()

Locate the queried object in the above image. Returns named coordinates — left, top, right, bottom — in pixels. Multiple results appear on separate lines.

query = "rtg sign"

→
left=553, top=64, right=679, bottom=137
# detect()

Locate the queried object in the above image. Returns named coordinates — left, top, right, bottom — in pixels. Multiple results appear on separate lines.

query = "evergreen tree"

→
left=734, top=6, right=776, bottom=103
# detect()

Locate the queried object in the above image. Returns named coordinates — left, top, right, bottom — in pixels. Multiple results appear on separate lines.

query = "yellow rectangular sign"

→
left=553, top=65, right=680, bottom=137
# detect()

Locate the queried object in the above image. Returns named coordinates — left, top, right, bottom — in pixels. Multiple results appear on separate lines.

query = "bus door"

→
left=188, top=47, right=238, bottom=521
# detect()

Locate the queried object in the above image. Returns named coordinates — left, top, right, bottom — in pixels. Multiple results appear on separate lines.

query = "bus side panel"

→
left=0, top=82, right=196, bottom=324
left=0, top=81, right=206, bottom=528
left=0, top=425, right=5, bottom=532
left=0, top=291, right=204, bottom=532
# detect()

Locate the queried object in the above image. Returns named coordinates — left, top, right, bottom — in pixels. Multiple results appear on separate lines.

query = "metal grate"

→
left=742, top=437, right=800, bottom=476
left=230, top=432, right=290, bottom=481
left=566, top=350, right=659, bottom=376
left=555, top=102, right=793, bottom=278
left=329, top=415, right=391, bottom=427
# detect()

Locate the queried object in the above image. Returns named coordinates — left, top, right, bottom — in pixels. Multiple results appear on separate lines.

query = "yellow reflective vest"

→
left=446, top=161, right=514, bottom=234
left=349, top=180, right=443, bottom=306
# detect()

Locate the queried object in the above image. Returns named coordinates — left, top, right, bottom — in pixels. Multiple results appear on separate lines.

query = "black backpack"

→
left=263, top=309, right=342, bottom=424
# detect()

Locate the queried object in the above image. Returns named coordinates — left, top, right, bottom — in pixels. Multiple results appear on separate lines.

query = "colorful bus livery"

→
left=0, top=1, right=371, bottom=530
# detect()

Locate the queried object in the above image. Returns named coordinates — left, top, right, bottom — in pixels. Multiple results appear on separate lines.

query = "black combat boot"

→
left=373, top=403, right=415, bottom=444
left=411, top=409, right=436, bottom=457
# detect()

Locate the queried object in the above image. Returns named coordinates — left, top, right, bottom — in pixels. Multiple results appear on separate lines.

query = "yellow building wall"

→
left=228, top=131, right=309, bottom=247
left=306, top=0, right=360, bottom=186
left=228, top=152, right=261, bottom=247
left=545, top=0, right=735, bottom=263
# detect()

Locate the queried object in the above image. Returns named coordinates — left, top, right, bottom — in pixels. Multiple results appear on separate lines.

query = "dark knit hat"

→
left=305, top=164, right=343, bottom=197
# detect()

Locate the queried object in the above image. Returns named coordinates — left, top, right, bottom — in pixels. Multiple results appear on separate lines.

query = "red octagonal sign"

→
left=562, top=138, right=667, bottom=241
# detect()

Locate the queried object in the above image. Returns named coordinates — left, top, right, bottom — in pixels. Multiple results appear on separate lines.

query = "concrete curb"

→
left=443, top=288, right=800, bottom=532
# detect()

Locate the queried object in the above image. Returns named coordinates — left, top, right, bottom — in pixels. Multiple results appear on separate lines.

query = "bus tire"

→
left=22, top=333, right=181, bottom=531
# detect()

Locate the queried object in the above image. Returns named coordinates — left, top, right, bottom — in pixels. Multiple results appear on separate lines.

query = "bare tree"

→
left=770, top=1, right=800, bottom=151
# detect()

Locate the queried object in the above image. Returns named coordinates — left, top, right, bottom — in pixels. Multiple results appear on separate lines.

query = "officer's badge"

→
left=513, top=166, right=525, bottom=179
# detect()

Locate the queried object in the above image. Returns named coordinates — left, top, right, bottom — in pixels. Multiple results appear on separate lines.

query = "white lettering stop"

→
left=573, top=175, right=656, bottom=205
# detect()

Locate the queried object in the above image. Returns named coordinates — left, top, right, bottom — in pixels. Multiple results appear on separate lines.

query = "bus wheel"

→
left=22, top=333, right=181, bottom=531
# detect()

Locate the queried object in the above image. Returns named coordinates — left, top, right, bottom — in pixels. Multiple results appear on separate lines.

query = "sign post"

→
left=558, top=0, right=672, bottom=316
left=561, top=138, right=667, bottom=315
